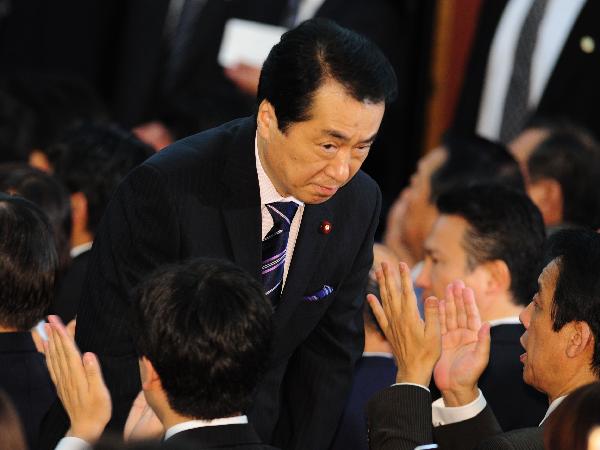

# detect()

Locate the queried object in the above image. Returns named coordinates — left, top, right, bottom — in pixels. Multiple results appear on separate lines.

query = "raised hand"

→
left=368, top=261, right=441, bottom=387
left=44, top=315, right=112, bottom=443
left=433, top=281, right=491, bottom=406
left=124, top=391, right=164, bottom=441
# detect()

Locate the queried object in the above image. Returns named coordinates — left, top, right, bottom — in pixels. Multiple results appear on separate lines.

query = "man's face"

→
left=519, top=259, right=567, bottom=395
left=416, top=215, right=492, bottom=315
left=509, top=127, right=549, bottom=184
left=399, top=147, right=446, bottom=261
left=257, top=80, right=385, bottom=204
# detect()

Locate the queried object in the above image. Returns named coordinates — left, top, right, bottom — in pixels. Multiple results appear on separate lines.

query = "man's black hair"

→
left=257, top=18, right=398, bottom=132
left=526, top=122, right=600, bottom=229
left=544, top=229, right=600, bottom=376
left=130, top=258, right=273, bottom=420
left=46, top=122, right=153, bottom=235
left=430, top=133, right=525, bottom=203
left=437, top=185, right=546, bottom=306
left=0, top=193, right=57, bottom=330
left=0, top=166, right=72, bottom=273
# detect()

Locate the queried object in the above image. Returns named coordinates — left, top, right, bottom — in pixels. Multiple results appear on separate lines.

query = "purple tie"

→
left=262, top=201, right=299, bottom=306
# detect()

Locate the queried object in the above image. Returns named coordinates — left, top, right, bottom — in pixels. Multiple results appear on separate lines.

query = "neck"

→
left=71, top=229, right=94, bottom=249
left=481, top=295, right=523, bottom=323
left=547, top=370, right=599, bottom=404
left=364, top=329, right=393, bottom=354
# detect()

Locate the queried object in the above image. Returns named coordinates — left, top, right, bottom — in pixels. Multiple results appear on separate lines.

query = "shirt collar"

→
left=165, top=415, right=249, bottom=440
left=540, top=395, right=567, bottom=425
left=254, top=134, right=303, bottom=207
left=70, top=241, right=93, bottom=258
left=488, top=316, right=521, bottom=327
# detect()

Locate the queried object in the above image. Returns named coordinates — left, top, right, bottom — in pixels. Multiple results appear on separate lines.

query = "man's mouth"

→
left=519, top=352, right=527, bottom=364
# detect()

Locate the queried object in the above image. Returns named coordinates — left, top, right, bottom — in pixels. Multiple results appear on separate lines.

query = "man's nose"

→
left=415, top=261, right=430, bottom=290
left=325, top=150, right=351, bottom=184
left=520, top=302, right=533, bottom=328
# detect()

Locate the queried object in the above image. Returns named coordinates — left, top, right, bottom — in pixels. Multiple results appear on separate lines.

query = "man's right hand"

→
left=433, top=281, right=491, bottom=406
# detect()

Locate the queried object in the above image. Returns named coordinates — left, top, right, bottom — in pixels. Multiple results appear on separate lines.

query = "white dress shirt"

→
left=255, top=136, right=305, bottom=289
left=476, top=0, right=586, bottom=140
left=70, top=241, right=93, bottom=259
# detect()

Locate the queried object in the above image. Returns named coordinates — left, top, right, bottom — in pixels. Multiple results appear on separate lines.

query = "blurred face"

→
left=416, top=214, right=491, bottom=312
left=508, top=127, right=549, bottom=184
left=519, top=259, right=567, bottom=396
left=399, top=147, right=447, bottom=260
left=256, top=80, right=385, bottom=204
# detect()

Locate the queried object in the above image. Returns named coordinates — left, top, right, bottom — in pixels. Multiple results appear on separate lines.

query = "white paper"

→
left=218, top=18, right=288, bottom=68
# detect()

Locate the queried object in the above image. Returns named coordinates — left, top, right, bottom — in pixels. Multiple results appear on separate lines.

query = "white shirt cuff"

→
left=54, top=437, right=91, bottom=450
left=391, top=382, right=430, bottom=392
left=431, top=389, right=486, bottom=426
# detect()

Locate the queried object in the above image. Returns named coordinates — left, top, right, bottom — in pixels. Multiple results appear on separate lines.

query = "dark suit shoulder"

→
left=475, top=427, right=543, bottom=450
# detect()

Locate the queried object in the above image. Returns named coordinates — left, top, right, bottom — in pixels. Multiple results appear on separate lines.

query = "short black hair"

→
left=437, top=185, right=546, bottom=306
left=430, top=133, right=525, bottom=203
left=544, top=229, right=600, bottom=376
left=0, top=166, right=72, bottom=274
left=46, top=122, right=153, bottom=234
left=257, top=18, right=397, bottom=132
left=0, top=193, right=57, bottom=330
left=527, top=123, right=600, bottom=229
left=130, top=258, right=273, bottom=420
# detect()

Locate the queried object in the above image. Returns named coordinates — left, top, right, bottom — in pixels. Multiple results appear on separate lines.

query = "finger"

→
left=399, top=262, right=419, bottom=318
left=423, top=296, right=441, bottom=347
left=444, top=283, right=458, bottom=331
left=375, top=268, right=392, bottom=324
left=438, top=300, right=447, bottom=334
left=463, top=287, right=482, bottom=331
left=475, top=322, right=492, bottom=365
left=453, top=281, right=467, bottom=329
left=382, top=262, right=402, bottom=319
left=43, top=326, right=58, bottom=386
left=367, top=294, right=389, bottom=336
left=83, top=352, right=106, bottom=393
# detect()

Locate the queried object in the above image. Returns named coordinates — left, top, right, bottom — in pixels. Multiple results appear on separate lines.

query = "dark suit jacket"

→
left=453, top=0, right=600, bottom=137
left=330, top=355, right=396, bottom=450
left=0, top=332, right=55, bottom=449
left=367, top=385, right=543, bottom=450
left=51, top=249, right=91, bottom=323
left=165, top=423, right=279, bottom=449
left=40, top=116, right=380, bottom=450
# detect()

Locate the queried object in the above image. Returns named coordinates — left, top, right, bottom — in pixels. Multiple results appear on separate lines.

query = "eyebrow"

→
left=322, top=129, right=378, bottom=144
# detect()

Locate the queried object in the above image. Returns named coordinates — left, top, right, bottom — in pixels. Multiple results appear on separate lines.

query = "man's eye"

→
left=321, top=144, right=337, bottom=152
left=355, top=145, right=371, bottom=153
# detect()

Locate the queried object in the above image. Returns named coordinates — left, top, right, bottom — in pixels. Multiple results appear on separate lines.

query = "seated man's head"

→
left=45, top=122, right=153, bottom=248
left=130, top=258, right=273, bottom=426
left=416, top=185, right=545, bottom=322
left=0, top=194, right=57, bottom=331
left=398, top=133, right=524, bottom=264
left=520, top=229, right=600, bottom=402
left=256, top=18, right=397, bottom=204
left=510, top=119, right=600, bottom=229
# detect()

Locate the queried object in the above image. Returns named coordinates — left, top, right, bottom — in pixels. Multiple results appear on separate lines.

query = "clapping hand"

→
left=433, top=281, right=491, bottom=406
left=44, top=315, right=112, bottom=443
left=368, top=262, right=442, bottom=387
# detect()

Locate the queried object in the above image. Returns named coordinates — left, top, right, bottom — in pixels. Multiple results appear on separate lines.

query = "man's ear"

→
left=482, top=259, right=511, bottom=296
left=139, top=356, right=163, bottom=391
left=566, top=321, right=593, bottom=359
left=527, top=178, right=563, bottom=226
left=256, top=99, right=278, bottom=141
left=70, top=192, right=88, bottom=231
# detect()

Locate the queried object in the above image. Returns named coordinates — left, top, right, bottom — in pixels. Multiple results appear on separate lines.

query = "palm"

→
left=434, top=328, right=480, bottom=392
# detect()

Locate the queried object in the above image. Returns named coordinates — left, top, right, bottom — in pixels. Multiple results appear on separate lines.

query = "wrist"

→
left=440, top=386, right=479, bottom=407
left=396, top=369, right=432, bottom=387
left=66, top=423, right=105, bottom=444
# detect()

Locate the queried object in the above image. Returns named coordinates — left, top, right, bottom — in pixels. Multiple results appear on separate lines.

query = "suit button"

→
left=581, top=36, right=595, bottom=54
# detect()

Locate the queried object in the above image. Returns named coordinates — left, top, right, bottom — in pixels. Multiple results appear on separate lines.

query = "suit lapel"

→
left=275, top=202, right=333, bottom=322
left=221, top=118, right=262, bottom=282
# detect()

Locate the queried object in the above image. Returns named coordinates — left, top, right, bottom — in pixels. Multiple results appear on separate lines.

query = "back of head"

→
left=0, top=165, right=71, bottom=273
left=0, top=193, right=57, bottom=330
left=544, top=381, right=600, bottom=450
left=436, top=185, right=546, bottom=305
left=0, top=390, right=26, bottom=450
left=430, top=133, right=525, bottom=203
left=46, top=122, right=154, bottom=234
left=131, top=258, right=273, bottom=420
left=258, top=18, right=397, bottom=132
left=544, top=229, right=600, bottom=376
left=527, top=123, right=600, bottom=229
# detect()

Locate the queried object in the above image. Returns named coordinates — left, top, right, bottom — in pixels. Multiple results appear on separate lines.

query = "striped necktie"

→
left=262, top=201, right=299, bottom=306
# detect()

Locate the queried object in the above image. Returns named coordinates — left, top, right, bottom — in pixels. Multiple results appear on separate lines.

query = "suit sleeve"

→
left=75, top=162, right=181, bottom=427
left=433, top=404, right=503, bottom=450
left=271, top=184, right=381, bottom=450
left=366, top=385, right=435, bottom=450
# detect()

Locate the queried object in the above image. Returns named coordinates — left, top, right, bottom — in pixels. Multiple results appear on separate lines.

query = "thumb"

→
left=475, top=322, right=491, bottom=365
left=83, top=353, right=106, bottom=389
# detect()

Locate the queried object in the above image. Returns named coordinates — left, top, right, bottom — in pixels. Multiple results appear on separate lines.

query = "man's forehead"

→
left=538, top=258, right=560, bottom=297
